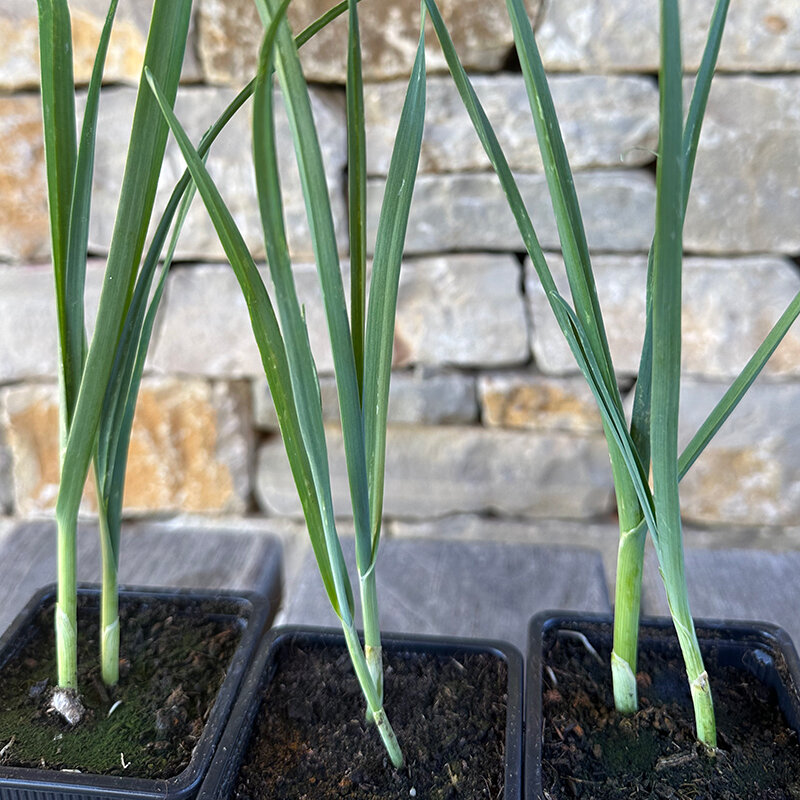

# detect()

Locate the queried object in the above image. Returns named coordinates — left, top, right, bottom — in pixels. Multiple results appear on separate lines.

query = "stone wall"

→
left=2, top=1, right=800, bottom=542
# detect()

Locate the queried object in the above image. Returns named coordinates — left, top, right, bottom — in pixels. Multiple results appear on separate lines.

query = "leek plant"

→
left=425, top=0, right=800, bottom=750
left=147, top=0, right=427, bottom=769
left=37, top=0, right=357, bottom=722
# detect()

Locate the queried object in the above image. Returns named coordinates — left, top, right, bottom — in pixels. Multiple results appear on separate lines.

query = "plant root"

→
left=49, top=688, right=85, bottom=725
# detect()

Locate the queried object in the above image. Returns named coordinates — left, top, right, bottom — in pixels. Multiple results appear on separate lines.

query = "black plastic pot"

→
left=0, top=582, right=279, bottom=800
left=198, top=625, right=524, bottom=800
left=525, top=611, right=800, bottom=799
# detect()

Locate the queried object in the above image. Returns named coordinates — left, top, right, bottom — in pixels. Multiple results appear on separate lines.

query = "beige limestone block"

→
left=0, top=96, right=49, bottom=263
left=2, top=379, right=250, bottom=516
left=155, top=255, right=526, bottom=378
left=256, top=423, right=613, bottom=520
left=394, top=255, right=529, bottom=368
left=0, top=262, right=104, bottom=383
left=0, top=0, right=201, bottom=90
left=527, top=254, right=800, bottom=378
left=683, top=76, right=800, bottom=254
left=479, top=373, right=603, bottom=434
left=365, top=74, right=658, bottom=176
left=196, top=0, right=542, bottom=84
left=369, top=170, right=656, bottom=255
left=86, top=85, right=346, bottom=261
left=537, top=0, right=800, bottom=73
left=253, top=368, right=477, bottom=430
left=679, top=380, right=800, bottom=526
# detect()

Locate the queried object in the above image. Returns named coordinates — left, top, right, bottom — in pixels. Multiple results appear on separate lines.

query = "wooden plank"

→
left=0, top=521, right=283, bottom=635
left=281, top=538, right=611, bottom=654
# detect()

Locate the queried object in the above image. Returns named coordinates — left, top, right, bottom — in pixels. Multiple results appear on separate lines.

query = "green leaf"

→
left=683, top=0, right=730, bottom=202
left=99, top=162, right=198, bottom=563
left=423, top=0, right=559, bottom=306
left=550, top=293, right=658, bottom=541
left=630, top=0, right=730, bottom=473
left=251, top=0, right=351, bottom=618
left=63, top=0, right=120, bottom=432
left=146, top=51, right=352, bottom=623
left=37, top=0, right=77, bottom=445
left=363, top=12, right=426, bottom=558
left=505, top=0, right=617, bottom=401
left=56, top=0, right=192, bottom=539
left=254, top=0, right=373, bottom=579
left=649, top=0, right=684, bottom=567
left=296, top=0, right=363, bottom=47
left=347, top=0, right=367, bottom=399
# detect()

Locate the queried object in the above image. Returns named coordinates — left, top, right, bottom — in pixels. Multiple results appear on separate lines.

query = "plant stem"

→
left=611, top=518, right=646, bottom=712
left=602, top=419, right=647, bottom=714
left=663, top=564, right=717, bottom=747
left=341, top=622, right=403, bottom=768
left=96, top=487, right=120, bottom=686
left=360, top=567, right=384, bottom=707
left=55, top=513, right=78, bottom=690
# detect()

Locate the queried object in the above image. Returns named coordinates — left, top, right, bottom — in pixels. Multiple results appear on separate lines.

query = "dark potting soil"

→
left=232, top=638, right=509, bottom=800
left=540, top=623, right=800, bottom=799
left=0, top=592, right=243, bottom=778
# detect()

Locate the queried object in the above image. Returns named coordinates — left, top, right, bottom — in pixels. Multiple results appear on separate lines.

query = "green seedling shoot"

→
left=424, top=0, right=800, bottom=750
left=37, top=0, right=366, bottom=723
left=147, top=0, right=427, bottom=768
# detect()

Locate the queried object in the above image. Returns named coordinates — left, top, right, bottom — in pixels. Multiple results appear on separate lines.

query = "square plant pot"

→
left=526, top=612, right=800, bottom=799
left=199, top=626, right=524, bottom=799
left=0, top=582, right=278, bottom=800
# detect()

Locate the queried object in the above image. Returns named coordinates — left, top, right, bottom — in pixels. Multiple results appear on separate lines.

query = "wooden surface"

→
left=0, top=520, right=283, bottom=634
left=281, top=539, right=611, bottom=655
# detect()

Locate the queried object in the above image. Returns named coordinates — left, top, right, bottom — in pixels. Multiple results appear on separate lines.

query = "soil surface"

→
left=232, top=636, right=509, bottom=799
left=540, top=623, right=800, bottom=799
left=0, top=591, right=243, bottom=778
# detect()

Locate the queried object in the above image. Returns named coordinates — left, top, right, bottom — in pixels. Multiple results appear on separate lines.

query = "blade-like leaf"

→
left=37, top=0, right=77, bottom=445
left=630, top=0, right=730, bottom=472
left=506, top=0, right=617, bottom=401
left=296, top=0, right=363, bottom=47
left=504, top=0, right=650, bottom=531
left=629, top=250, right=654, bottom=471
left=57, top=0, right=192, bottom=536
left=683, top=0, right=730, bottom=198
left=254, top=0, right=373, bottom=578
left=89, top=0, right=352, bottom=607
left=649, top=0, right=684, bottom=566
left=363, top=15, right=426, bottom=558
left=100, top=163, right=198, bottom=561
left=551, top=293, right=658, bottom=541
left=347, top=0, right=367, bottom=398
left=146, top=62, right=351, bottom=622
left=251, top=0, right=352, bottom=618
left=423, top=0, right=558, bottom=304
left=63, top=0, right=120, bottom=425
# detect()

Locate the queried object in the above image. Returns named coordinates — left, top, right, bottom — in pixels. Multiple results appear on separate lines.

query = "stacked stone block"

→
left=2, top=0, right=800, bottom=536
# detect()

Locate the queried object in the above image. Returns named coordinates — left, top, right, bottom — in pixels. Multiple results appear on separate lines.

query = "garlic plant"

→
left=147, top=0, right=428, bottom=767
left=425, top=0, right=800, bottom=748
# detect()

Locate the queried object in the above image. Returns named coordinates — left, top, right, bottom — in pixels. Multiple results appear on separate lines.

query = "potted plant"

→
left=147, top=0, right=523, bottom=795
left=0, top=0, right=323, bottom=795
left=424, top=0, right=800, bottom=796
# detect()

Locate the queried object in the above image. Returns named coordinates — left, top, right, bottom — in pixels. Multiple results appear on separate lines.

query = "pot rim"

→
left=0, top=582, right=274, bottom=800
left=198, top=623, right=525, bottom=800
left=525, top=610, right=800, bottom=799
